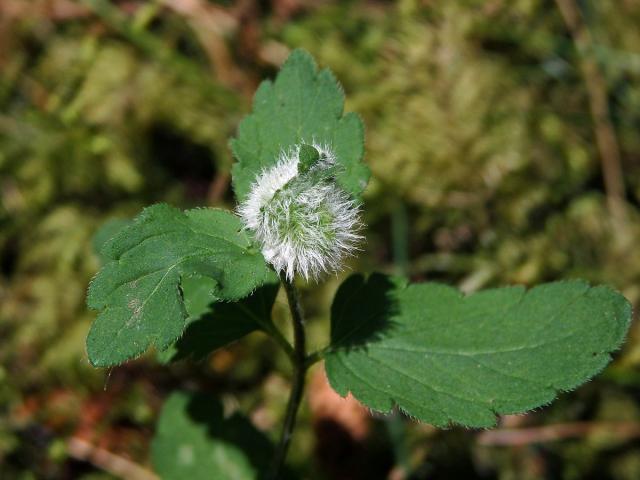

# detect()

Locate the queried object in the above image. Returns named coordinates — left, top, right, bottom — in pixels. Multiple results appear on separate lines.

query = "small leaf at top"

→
left=297, top=143, right=320, bottom=173
left=158, top=275, right=280, bottom=363
left=151, top=391, right=275, bottom=480
left=230, top=49, right=369, bottom=203
left=325, top=273, right=632, bottom=428
left=86, top=204, right=274, bottom=367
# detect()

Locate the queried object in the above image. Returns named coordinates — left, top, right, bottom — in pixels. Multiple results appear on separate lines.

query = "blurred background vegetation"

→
left=1, top=0, right=640, bottom=478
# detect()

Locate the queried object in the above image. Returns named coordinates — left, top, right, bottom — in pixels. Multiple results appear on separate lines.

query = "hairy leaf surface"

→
left=86, top=204, right=273, bottom=367
left=92, top=217, right=132, bottom=263
left=158, top=274, right=280, bottom=362
left=230, top=49, right=369, bottom=202
left=325, top=274, right=631, bottom=427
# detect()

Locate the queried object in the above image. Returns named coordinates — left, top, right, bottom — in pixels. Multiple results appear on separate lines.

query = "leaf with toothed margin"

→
left=86, top=203, right=274, bottom=368
left=92, top=217, right=132, bottom=264
left=325, top=273, right=632, bottom=428
left=230, top=49, right=369, bottom=203
left=157, top=274, right=280, bottom=363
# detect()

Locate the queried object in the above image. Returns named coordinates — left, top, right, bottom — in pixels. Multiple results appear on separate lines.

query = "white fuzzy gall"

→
left=237, top=143, right=363, bottom=281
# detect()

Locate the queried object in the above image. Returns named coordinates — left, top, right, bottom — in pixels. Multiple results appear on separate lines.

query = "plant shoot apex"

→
left=238, top=143, right=363, bottom=281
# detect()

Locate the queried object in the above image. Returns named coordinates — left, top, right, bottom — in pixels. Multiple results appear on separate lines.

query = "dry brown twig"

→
left=477, top=421, right=640, bottom=447
left=67, top=436, right=159, bottom=480
left=159, top=0, right=250, bottom=93
left=554, top=0, right=627, bottom=220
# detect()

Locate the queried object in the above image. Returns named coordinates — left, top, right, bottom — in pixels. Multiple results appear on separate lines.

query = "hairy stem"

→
left=269, top=274, right=307, bottom=479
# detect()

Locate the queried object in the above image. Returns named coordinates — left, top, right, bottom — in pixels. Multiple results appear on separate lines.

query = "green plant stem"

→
left=269, top=274, right=308, bottom=479
left=245, top=307, right=295, bottom=362
left=265, top=324, right=296, bottom=362
left=305, top=347, right=329, bottom=368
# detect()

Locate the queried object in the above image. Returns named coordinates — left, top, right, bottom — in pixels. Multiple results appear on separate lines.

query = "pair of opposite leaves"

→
left=86, top=49, right=632, bottom=430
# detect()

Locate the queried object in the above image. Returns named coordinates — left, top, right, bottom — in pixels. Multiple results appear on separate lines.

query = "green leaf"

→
left=151, top=392, right=274, bottom=480
left=158, top=275, right=280, bottom=362
left=230, top=49, right=369, bottom=203
left=325, top=273, right=631, bottom=428
left=92, top=217, right=132, bottom=264
left=86, top=204, right=274, bottom=367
